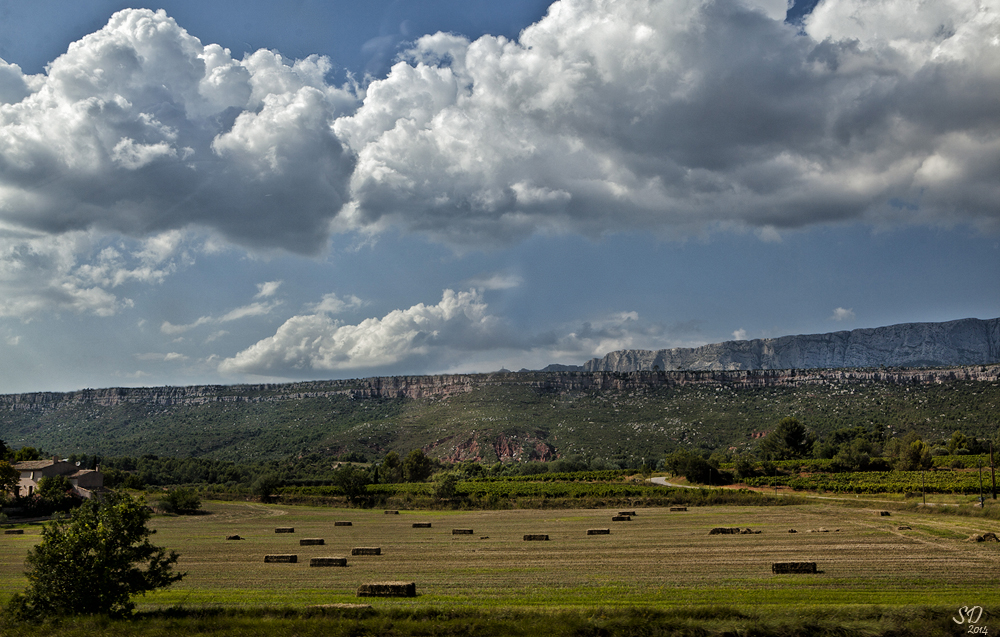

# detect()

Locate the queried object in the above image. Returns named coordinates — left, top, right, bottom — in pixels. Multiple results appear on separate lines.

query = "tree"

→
left=433, top=472, right=459, bottom=500
left=832, top=438, right=874, bottom=472
left=662, top=450, right=728, bottom=485
left=379, top=451, right=403, bottom=483
left=251, top=473, right=281, bottom=503
left=35, top=475, right=76, bottom=514
left=732, top=455, right=758, bottom=480
left=331, top=464, right=372, bottom=505
left=0, top=460, right=18, bottom=503
left=12, top=447, right=41, bottom=462
left=158, top=487, right=202, bottom=514
left=402, top=449, right=435, bottom=482
left=6, top=492, right=184, bottom=619
left=36, top=475, right=72, bottom=501
left=896, top=438, right=934, bottom=471
left=758, top=417, right=815, bottom=461
left=948, top=430, right=968, bottom=455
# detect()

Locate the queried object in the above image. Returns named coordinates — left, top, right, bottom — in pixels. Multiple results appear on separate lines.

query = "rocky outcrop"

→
left=584, top=317, right=1000, bottom=372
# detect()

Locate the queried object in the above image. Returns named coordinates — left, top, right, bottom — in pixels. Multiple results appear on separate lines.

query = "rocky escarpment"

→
left=584, top=317, right=1000, bottom=372
left=2, top=365, right=1000, bottom=414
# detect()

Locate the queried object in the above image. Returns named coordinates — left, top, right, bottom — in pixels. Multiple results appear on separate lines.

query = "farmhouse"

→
left=13, top=457, right=104, bottom=499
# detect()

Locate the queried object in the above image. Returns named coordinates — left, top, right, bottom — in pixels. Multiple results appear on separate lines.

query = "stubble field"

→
left=3, top=500, right=998, bottom=613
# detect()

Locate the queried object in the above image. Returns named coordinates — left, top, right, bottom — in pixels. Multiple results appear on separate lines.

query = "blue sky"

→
left=0, top=0, right=997, bottom=393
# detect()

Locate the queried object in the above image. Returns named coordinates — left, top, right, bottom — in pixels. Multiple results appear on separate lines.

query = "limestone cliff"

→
left=584, top=317, right=1000, bottom=372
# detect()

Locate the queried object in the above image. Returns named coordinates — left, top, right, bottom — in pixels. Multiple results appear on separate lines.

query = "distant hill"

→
left=1, top=366, right=999, bottom=465
left=584, top=317, right=1000, bottom=373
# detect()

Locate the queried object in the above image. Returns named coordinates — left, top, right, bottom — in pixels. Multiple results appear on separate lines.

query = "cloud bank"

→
left=336, top=0, right=1000, bottom=244
left=0, top=0, right=998, bottom=325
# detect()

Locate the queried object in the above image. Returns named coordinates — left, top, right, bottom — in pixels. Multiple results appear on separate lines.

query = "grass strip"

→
left=0, top=605, right=976, bottom=637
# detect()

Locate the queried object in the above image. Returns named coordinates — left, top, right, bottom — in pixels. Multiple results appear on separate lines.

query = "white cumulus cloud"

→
left=219, top=289, right=509, bottom=375
left=0, top=9, right=355, bottom=255
left=831, top=307, right=855, bottom=322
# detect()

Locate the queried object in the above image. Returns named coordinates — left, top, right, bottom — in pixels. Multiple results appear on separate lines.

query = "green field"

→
left=4, top=500, right=998, bottom=611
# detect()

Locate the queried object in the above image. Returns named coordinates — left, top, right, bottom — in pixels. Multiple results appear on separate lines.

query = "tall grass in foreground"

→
left=0, top=605, right=972, bottom=637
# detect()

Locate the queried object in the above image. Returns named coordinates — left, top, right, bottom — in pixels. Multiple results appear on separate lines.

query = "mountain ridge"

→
left=583, top=317, right=1000, bottom=373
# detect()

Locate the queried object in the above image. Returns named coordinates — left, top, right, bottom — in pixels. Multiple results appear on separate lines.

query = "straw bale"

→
left=384, top=510, right=399, bottom=515
left=264, top=554, right=297, bottom=563
left=334, top=521, right=353, bottom=526
left=275, top=527, right=295, bottom=533
left=587, top=529, right=611, bottom=535
left=300, top=538, right=325, bottom=546
left=452, top=529, right=474, bottom=535
left=357, top=581, right=416, bottom=597
left=412, top=522, right=432, bottom=528
left=670, top=507, right=687, bottom=512
left=523, top=534, right=549, bottom=541
left=352, top=547, right=382, bottom=555
left=772, top=562, right=817, bottom=574
left=4, top=529, right=24, bottom=535
left=310, top=557, right=347, bottom=567
left=618, top=511, right=636, bottom=516
left=612, top=516, right=631, bottom=522
left=225, top=534, right=243, bottom=540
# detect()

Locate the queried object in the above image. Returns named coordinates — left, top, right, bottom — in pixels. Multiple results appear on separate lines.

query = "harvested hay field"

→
left=3, top=502, right=999, bottom=611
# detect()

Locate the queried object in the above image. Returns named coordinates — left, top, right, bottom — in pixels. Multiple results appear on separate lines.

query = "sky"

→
left=0, top=0, right=997, bottom=394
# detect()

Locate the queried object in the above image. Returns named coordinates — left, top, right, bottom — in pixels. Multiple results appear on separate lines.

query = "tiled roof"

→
left=12, top=460, right=57, bottom=470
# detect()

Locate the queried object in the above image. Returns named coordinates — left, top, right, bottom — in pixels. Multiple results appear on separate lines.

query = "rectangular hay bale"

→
left=709, top=527, right=740, bottom=535
left=618, top=511, right=636, bottom=516
left=523, top=534, right=549, bottom=541
left=264, top=554, right=298, bottom=563
left=670, top=507, right=687, bottom=512
left=299, top=538, right=325, bottom=546
left=587, top=529, right=611, bottom=535
left=352, top=547, right=382, bottom=556
left=452, top=529, right=474, bottom=535
left=384, top=510, right=399, bottom=515
left=334, top=521, right=353, bottom=526
left=357, top=581, right=416, bottom=598
left=274, top=527, right=295, bottom=533
left=612, top=516, right=631, bottom=521
left=772, top=562, right=817, bottom=574
left=310, top=557, right=347, bottom=567
left=4, top=529, right=24, bottom=535
left=412, top=522, right=432, bottom=528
